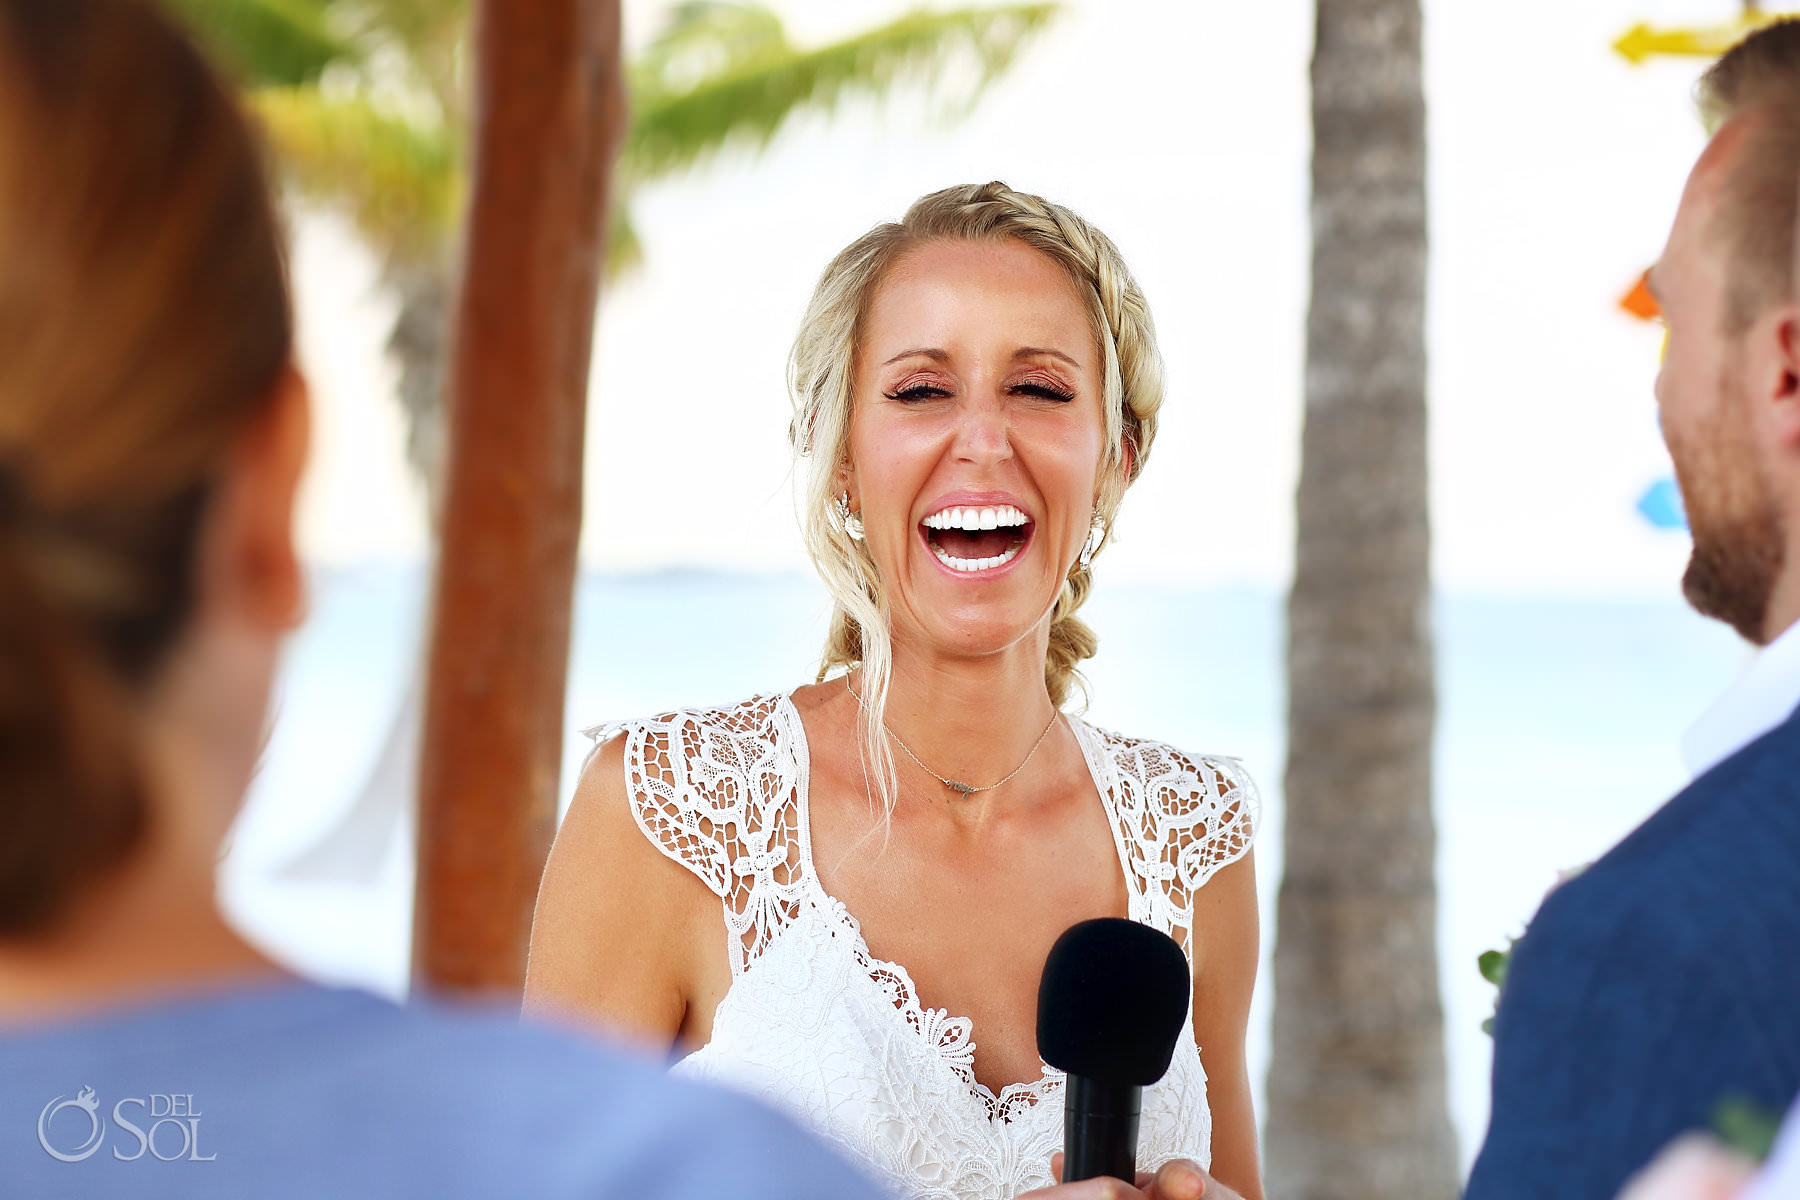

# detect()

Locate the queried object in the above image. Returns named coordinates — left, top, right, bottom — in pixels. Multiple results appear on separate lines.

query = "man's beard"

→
left=1674, top=380, right=1786, bottom=644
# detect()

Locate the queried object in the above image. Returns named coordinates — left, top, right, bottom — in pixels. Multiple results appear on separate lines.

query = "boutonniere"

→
left=1478, top=865, right=1591, bottom=1035
left=1477, top=941, right=1514, bottom=1036
left=1712, top=1097, right=1781, bottom=1163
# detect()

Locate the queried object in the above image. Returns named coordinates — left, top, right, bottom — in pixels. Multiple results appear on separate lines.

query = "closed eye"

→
left=1013, top=382, right=1076, bottom=403
left=884, top=384, right=952, bottom=402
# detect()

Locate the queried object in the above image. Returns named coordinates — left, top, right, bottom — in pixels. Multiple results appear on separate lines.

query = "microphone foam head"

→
left=1036, top=917, right=1190, bottom=1086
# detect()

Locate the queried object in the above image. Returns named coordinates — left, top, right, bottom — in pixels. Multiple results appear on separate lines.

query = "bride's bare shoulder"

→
left=524, top=726, right=721, bottom=1043
left=787, top=677, right=851, bottom=721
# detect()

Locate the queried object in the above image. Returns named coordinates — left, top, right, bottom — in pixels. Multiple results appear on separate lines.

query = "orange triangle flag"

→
left=1620, top=268, right=1660, bottom=321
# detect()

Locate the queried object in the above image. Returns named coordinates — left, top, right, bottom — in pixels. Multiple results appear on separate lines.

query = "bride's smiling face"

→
left=843, top=237, right=1110, bottom=661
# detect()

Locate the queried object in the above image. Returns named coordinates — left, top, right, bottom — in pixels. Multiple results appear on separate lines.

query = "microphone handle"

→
left=1062, top=1075, right=1142, bottom=1184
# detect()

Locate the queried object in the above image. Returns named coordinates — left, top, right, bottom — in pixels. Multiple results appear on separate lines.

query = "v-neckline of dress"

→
left=774, top=690, right=1144, bottom=1117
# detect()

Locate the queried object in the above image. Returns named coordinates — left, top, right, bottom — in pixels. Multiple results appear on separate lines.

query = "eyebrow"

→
left=881, top=347, right=950, bottom=366
left=879, top=346, right=1082, bottom=368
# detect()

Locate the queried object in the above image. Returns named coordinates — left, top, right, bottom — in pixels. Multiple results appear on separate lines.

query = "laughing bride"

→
left=525, top=182, right=1263, bottom=1200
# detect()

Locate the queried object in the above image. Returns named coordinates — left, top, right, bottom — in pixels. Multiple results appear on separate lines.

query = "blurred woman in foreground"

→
left=0, top=1, right=876, bottom=1195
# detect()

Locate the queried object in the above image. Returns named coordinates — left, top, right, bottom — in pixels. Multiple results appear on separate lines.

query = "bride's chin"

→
left=899, top=603, right=1056, bottom=660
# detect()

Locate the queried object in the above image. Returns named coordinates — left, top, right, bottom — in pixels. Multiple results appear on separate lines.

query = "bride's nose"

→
left=951, top=392, right=1014, bottom=466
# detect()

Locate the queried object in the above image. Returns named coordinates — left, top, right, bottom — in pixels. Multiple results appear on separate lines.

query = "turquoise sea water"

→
left=220, top=564, right=1749, bottom=1166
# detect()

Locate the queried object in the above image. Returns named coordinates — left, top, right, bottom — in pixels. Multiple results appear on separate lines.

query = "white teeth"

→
left=922, top=504, right=1030, bottom=530
left=930, top=542, right=1024, bottom=573
left=921, top=504, right=1030, bottom=575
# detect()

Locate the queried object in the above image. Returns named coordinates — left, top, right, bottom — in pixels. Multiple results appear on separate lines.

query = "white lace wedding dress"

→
left=588, top=693, right=1259, bottom=1200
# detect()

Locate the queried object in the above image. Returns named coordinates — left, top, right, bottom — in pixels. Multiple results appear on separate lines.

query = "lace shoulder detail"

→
left=1077, top=722, right=1261, bottom=953
left=583, top=694, right=808, bottom=976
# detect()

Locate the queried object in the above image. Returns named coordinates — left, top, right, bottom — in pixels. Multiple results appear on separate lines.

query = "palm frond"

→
left=335, top=0, right=464, bottom=50
left=332, top=0, right=468, bottom=113
left=249, top=86, right=460, bottom=258
left=631, top=3, right=790, bottom=102
left=217, top=2, right=1054, bottom=278
left=168, top=0, right=357, bottom=87
left=626, top=3, right=1060, bottom=180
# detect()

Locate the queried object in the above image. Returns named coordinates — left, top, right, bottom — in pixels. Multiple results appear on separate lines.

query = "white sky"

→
left=290, top=0, right=1743, bottom=594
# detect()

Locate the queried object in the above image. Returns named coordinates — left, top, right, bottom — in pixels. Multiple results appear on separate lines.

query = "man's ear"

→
left=1762, top=303, right=1800, bottom=454
left=210, top=365, right=311, bottom=633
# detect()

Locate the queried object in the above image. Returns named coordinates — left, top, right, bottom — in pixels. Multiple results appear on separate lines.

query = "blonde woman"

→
left=527, top=183, right=1263, bottom=1200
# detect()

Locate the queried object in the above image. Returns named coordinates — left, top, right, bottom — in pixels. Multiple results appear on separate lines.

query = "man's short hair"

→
left=1696, top=19, right=1800, bottom=331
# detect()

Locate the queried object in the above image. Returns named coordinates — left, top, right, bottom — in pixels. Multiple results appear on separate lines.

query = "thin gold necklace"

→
left=846, top=679, right=1063, bottom=796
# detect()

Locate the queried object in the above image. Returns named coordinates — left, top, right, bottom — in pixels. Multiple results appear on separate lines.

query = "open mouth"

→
left=920, top=504, right=1033, bottom=573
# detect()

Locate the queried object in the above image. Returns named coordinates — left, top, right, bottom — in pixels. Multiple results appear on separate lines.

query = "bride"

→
left=526, top=182, right=1263, bottom=1200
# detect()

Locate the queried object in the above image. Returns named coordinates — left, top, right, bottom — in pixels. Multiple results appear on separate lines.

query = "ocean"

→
left=218, top=563, right=1750, bottom=1166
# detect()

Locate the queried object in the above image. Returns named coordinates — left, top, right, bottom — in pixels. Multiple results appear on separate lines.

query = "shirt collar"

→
left=1681, top=617, right=1800, bottom=780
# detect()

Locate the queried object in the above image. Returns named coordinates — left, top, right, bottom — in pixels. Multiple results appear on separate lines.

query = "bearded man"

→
left=1466, top=22, right=1800, bottom=1200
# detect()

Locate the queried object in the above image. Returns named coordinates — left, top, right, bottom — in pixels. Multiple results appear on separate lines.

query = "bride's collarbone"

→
left=806, top=789, right=1130, bottom=1076
left=804, top=735, right=1127, bottom=931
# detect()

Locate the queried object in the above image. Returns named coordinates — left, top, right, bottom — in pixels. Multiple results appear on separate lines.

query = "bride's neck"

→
left=870, top=640, right=1061, bottom=801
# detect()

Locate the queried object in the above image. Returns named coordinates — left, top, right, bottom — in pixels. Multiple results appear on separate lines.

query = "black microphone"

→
left=1036, top=917, right=1191, bottom=1185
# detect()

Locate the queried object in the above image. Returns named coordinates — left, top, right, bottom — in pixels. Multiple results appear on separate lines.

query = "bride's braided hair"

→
left=789, top=182, right=1165, bottom=813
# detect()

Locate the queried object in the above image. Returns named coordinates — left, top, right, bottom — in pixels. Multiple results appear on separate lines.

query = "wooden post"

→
left=412, top=0, right=624, bottom=997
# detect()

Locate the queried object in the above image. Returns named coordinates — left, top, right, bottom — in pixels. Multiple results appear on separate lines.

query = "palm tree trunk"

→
left=411, top=0, right=624, bottom=997
left=1265, top=1, right=1457, bottom=1196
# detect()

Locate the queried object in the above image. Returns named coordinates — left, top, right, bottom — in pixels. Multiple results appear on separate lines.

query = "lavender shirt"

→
left=2, top=978, right=884, bottom=1199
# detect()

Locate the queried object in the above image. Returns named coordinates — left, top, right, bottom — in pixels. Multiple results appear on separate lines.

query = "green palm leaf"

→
left=330, top=0, right=469, bottom=118
left=631, top=2, right=791, bottom=99
left=249, top=86, right=459, bottom=258
left=627, top=4, right=1059, bottom=180
left=167, top=0, right=356, bottom=87
left=335, top=0, right=463, bottom=54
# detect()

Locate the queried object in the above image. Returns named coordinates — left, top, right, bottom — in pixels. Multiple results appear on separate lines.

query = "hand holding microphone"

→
left=1020, top=919, right=1243, bottom=1200
left=1022, top=1154, right=1230, bottom=1200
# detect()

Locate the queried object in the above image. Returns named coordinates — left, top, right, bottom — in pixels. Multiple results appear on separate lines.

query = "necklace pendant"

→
left=944, top=780, right=977, bottom=797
